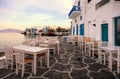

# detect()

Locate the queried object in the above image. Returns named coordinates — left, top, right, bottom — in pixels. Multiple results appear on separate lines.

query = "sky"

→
left=0, top=0, right=74, bottom=30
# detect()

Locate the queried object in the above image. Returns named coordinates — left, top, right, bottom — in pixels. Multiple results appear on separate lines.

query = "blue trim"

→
left=76, top=24, right=78, bottom=35
left=80, top=24, right=84, bottom=36
left=68, top=6, right=81, bottom=17
left=73, top=27, right=75, bottom=35
left=101, top=23, right=108, bottom=42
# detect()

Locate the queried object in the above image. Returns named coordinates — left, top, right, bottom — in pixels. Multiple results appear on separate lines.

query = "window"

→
left=78, top=1, right=80, bottom=6
left=75, top=19, right=77, bottom=23
left=80, top=16, right=82, bottom=20
left=88, top=0, right=92, bottom=3
left=96, top=0, right=110, bottom=9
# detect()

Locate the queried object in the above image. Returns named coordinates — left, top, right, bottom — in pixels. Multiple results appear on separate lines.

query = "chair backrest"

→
left=48, top=39, right=56, bottom=45
left=4, top=46, right=14, bottom=60
left=39, top=44, right=48, bottom=48
left=14, top=49, right=24, bottom=64
left=74, top=36, right=78, bottom=41
left=86, top=37, right=91, bottom=42
left=68, top=36, right=74, bottom=42
left=48, top=39, right=56, bottom=48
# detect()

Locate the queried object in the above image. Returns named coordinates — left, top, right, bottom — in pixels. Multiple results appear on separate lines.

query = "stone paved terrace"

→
left=0, top=37, right=120, bottom=79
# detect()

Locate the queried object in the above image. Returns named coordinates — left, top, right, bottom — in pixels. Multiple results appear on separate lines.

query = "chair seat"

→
left=37, top=53, right=45, bottom=57
left=24, top=58, right=32, bottom=63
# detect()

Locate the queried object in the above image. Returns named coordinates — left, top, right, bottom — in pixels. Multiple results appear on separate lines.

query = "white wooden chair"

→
left=48, top=39, right=56, bottom=55
left=67, top=36, right=75, bottom=45
left=98, top=41, right=109, bottom=65
left=14, top=49, right=33, bottom=77
left=78, top=36, right=83, bottom=50
left=112, top=46, right=120, bottom=73
left=4, top=46, right=14, bottom=70
left=37, top=44, right=48, bottom=67
left=89, top=40, right=99, bottom=58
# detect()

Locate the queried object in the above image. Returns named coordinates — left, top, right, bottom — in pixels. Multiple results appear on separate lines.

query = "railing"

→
left=68, top=6, right=81, bottom=17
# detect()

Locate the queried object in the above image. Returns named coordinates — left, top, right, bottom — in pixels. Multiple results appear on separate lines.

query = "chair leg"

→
left=99, top=53, right=102, bottom=64
left=11, top=60, right=13, bottom=70
left=85, top=45, right=86, bottom=54
left=92, top=50, right=94, bottom=58
left=88, top=49, right=91, bottom=57
left=117, top=61, right=120, bottom=73
left=32, top=61, right=34, bottom=73
left=5, top=59, right=8, bottom=69
left=16, top=63, right=18, bottom=75
left=103, top=54, right=106, bottom=65
left=54, top=48, right=55, bottom=55
left=21, top=65, right=24, bottom=77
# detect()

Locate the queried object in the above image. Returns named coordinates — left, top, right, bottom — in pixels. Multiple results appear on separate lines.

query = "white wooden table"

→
left=13, top=45, right=49, bottom=75
left=101, top=46, right=118, bottom=71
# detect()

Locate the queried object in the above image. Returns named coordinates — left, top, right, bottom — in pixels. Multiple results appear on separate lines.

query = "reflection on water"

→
left=0, top=33, right=39, bottom=46
left=24, top=34, right=40, bottom=39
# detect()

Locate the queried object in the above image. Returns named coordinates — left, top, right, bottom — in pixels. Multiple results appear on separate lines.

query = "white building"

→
left=68, top=0, right=120, bottom=46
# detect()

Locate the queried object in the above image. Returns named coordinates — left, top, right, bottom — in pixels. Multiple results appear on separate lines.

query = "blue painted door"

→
left=80, top=24, right=84, bottom=36
left=101, top=23, right=108, bottom=42
left=115, top=17, right=120, bottom=46
left=76, top=24, right=78, bottom=35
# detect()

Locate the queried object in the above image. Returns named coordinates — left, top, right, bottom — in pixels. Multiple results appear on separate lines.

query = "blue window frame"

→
left=78, top=1, right=80, bottom=6
left=80, top=16, right=82, bottom=20
left=115, top=16, right=120, bottom=46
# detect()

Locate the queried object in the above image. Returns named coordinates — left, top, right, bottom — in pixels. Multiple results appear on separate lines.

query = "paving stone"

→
left=57, top=59, right=69, bottom=64
left=74, top=53, right=83, bottom=57
left=71, top=61, right=87, bottom=69
left=71, top=69, right=90, bottom=79
left=71, top=56, right=79, bottom=62
left=44, top=70, right=71, bottom=79
left=52, top=63, right=72, bottom=72
left=90, top=70, right=116, bottom=79
left=29, top=77, right=46, bottom=79
left=0, top=69, right=15, bottom=78
left=62, top=54, right=72, bottom=59
left=32, top=68, right=49, bottom=76
left=66, top=51, right=74, bottom=55
left=88, top=63, right=107, bottom=71
left=49, top=56, right=56, bottom=66
left=115, top=72, right=120, bottom=79
left=3, top=72, right=30, bottom=79
left=84, top=57, right=96, bottom=64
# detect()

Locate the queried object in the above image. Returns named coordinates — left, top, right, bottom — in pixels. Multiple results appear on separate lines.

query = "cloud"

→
left=0, top=0, right=74, bottom=30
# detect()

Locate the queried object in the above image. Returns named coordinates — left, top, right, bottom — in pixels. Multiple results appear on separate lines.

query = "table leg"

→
left=47, top=49, right=49, bottom=67
left=57, top=44, right=59, bottom=55
left=34, top=54, right=37, bottom=75
left=108, top=52, right=112, bottom=71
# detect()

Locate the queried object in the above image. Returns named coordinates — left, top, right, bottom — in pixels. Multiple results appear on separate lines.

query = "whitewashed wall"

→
left=70, top=0, right=120, bottom=45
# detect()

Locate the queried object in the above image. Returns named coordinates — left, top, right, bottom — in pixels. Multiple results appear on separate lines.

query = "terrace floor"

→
left=0, top=38, right=120, bottom=79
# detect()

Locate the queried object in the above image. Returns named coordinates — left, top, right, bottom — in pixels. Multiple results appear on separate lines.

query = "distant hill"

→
left=0, top=29, right=22, bottom=33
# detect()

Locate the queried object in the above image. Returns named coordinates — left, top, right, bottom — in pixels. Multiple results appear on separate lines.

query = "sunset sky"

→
left=0, top=0, right=74, bottom=30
